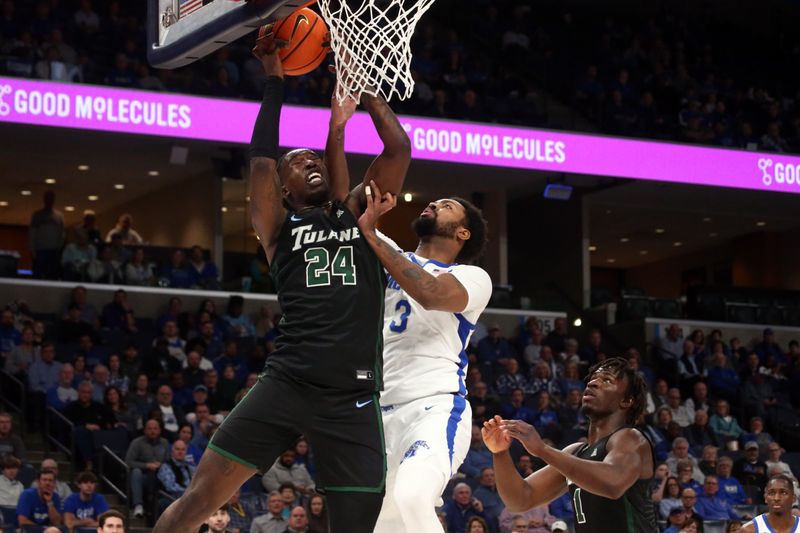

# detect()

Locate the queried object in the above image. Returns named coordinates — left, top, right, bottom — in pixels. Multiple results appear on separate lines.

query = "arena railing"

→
left=99, top=444, right=130, bottom=504
left=44, top=406, right=74, bottom=464
left=0, top=370, right=26, bottom=435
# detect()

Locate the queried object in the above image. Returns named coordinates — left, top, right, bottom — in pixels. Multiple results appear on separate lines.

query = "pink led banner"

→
left=2, top=76, right=800, bottom=194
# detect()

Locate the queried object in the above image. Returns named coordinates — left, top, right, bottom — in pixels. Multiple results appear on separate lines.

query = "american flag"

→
left=179, top=0, right=213, bottom=19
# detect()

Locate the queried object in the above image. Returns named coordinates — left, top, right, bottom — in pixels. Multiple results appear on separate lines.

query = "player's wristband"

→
left=249, top=76, right=284, bottom=160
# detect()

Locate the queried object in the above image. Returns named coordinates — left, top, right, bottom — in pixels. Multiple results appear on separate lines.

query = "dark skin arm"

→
left=325, top=92, right=357, bottom=202
left=339, top=94, right=411, bottom=218
left=501, top=419, right=650, bottom=500
left=249, top=37, right=286, bottom=264
left=483, top=415, right=581, bottom=511
left=357, top=181, right=470, bottom=312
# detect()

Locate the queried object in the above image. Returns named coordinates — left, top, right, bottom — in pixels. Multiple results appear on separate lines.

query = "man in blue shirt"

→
left=695, top=474, right=742, bottom=521
left=157, top=439, right=195, bottom=499
left=0, top=309, right=21, bottom=357
left=499, top=388, right=536, bottom=426
left=16, top=469, right=62, bottom=527
left=440, top=483, right=487, bottom=533
left=63, top=471, right=109, bottom=531
left=716, top=457, right=748, bottom=505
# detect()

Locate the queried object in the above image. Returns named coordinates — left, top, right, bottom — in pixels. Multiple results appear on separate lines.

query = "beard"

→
left=412, top=215, right=459, bottom=239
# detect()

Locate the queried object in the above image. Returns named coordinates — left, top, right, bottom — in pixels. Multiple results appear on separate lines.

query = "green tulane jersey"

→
left=266, top=200, right=386, bottom=392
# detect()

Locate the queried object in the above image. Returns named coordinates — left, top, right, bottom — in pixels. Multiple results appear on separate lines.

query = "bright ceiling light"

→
left=148, top=170, right=160, bottom=177
left=588, top=245, right=597, bottom=252
left=45, top=178, right=56, bottom=184
left=64, top=206, right=75, bottom=212
left=703, top=217, right=711, bottom=222
left=756, top=221, right=766, bottom=227
left=78, top=165, right=89, bottom=171
left=655, top=228, right=665, bottom=234
left=114, top=184, right=125, bottom=190
left=619, top=237, right=630, bottom=243
left=673, top=241, right=683, bottom=247
left=573, top=318, right=582, bottom=327
left=20, top=190, right=31, bottom=196
left=0, top=201, right=8, bottom=207
left=221, top=206, right=228, bottom=213
left=639, top=250, right=648, bottom=255
left=403, top=193, right=413, bottom=202
left=88, top=195, right=98, bottom=201
left=607, top=258, right=616, bottom=263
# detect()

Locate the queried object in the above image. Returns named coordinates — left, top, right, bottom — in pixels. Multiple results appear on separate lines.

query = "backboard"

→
left=147, top=0, right=311, bottom=69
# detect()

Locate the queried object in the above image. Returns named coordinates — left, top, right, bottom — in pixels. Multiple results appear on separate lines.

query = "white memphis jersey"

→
left=377, top=232, right=492, bottom=405
left=753, top=514, right=799, bottom=533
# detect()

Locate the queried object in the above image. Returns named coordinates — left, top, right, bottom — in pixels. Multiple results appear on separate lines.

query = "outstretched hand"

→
left=252, top=25, right=288, bottom=78
left=500, top=419, right=546, bottom=456
left=330, top=90, right=357, bottom=128
left=482, top=415, right=512, bottom=454
left=357, top=180, right=396, bottom=235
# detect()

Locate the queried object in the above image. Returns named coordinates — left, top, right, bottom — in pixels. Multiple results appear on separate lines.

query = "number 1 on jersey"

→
left=573, top=488, right=587, bottom=524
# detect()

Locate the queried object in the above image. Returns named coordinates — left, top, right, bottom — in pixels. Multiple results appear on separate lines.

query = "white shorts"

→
left=382, top=393, right=472, bottom=484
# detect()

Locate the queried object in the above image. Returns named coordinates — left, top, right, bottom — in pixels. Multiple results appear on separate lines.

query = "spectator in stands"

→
left=658, top=324, right=684, bottom=362
left=695, top=474, right=742, bottom=521
left=698, top=445, right=718, bottom=476
left=128, top=373, right=154, bottom=418
left=0, top=455, right=23, bottom=506
left=707, top=352, right=741, bottom=403
left=161, top=249, right=194, bottom=289
left=477, top=324, right=515, bottom=371
left=175, top=424, right=203, bottom=467
left=666, top=388, right=693, bottom=427
left=204, top=504, right=232, bottom=533
left=442, top=482, right=487, bottom=533
left=469, top=381, right=499, bottom=425
left=659, top=476, right=683, bottom=518
left=89, top=363, right=109, bottom=402
left=627, top=349, right=655, bottom=389
left=156, top=319, right=186, bottom=363
left=155, top=385, right=185, bottom=440
left=198, top=320, right=225, bottom=361
left=100, top=289, right=135, bottom=332
left=684, top=409, right=720, bottom=456
left=755, top=328, right=785, bottom=365
left=106, top=354, right=129, bottom=395
left=62, top=471, right=109, bottom=531
left=529, top=360, right=560, bottom=399
left=27, top=342, right=62, bottom=430
left=676, top=459, right=703, bottom=492
left=460, top=425, right=493, bottom=478
left=678, top=488, right=702, bottom=526
left=741, top=373, right=779, bottom=422
left=532, top=390, right=560, bottom=439
left=77, top=210, right=102, bottom=249
left=262, top=449, right=315, bottom=495
left=4, top=325, right=36, bottom=379
left=498, top=504, right=554, bottom=533
left=29, top=190, right=65, bottom=280
left=652, top=378, right=669, bottom=412
left=157, top=439, right=195, bottom=500
left=716, top=456, right=748, bottom=505
left=292, top=438, right=316, bottom=481
left=666, top=438, right=704, bottom=481
left=643, top=406, right=673, bottom=461
left=708, top=399, right=743, bottom=443
left=249, top=492, right=287, bottom=533
left=104, top=385, right=138, bottom=436
left=125, top=247, right=154, bottom=286
left=185, top=403, right=218, bottom=451
left=733, top=441, right=769, bottom=496
left=181, top=351, right=207, bottom=389
left=741, top=416, right=774, bottom=453
left=558, top=388, right=588, bottom=440
left=87, top=243, right=125, bottom=284
left=16, top=468, right=62, bottom=527
left=64, top=381, right=118, bottom=469
left=558, top=360, right=584, bottom=397
left=662, top=507, right=688, bottom=533
left=495, top=358, right=528, bottom=395
left=545, top=318, right=569, bottom=355
left=214, top=341, right=248, bottom=384
left=765, top=443, right=793, bottom=477
left=0, top=309, right=21, bottom=360
left=61, top=228, right=96, bottom=281
left=226, top=488, right=258, bottom=533
left=223, top=296, right=256, bottom=338
left=64, top=286, right=99, bottom=328
left=578, top=329, right=604, bottom=365
left=678, top=340, right=705, bottom=381
left=105, top=213, right=142, bottom=245
left=684, top=382, right=710, bottom=413
left=126, top=418, right=169, bottom=518
left=58, top=303, right=94, bottom=344
left=473, top=467, right=503, bottom=531
left=304, top=492, right=327, bottom=533
left=188, top=245, right=220, bottom=289
left=119, top=344, right=142, bottom=384
left=521, top=325, right=545, bottom=369
left=500, top=388, right=536, bottom=425
left=46, top=363, right=77, bottom=412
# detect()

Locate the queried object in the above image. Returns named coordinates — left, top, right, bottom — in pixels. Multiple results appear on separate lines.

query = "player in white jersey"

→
left=741, top=475, right=799, bottom=533
left=356, top=180, right=492, bottom=533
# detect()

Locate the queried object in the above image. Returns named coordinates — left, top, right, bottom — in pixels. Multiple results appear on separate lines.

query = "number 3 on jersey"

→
left=305, top=246, right=356, bottom=287
left=389, top=299, right=411, bottom=333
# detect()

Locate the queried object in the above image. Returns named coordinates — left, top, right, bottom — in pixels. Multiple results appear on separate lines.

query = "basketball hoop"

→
left=317, top=0, right=437, bottom=103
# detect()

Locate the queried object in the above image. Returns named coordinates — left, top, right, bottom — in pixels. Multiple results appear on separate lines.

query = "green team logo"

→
left=304, top=246, right=357, bottom=287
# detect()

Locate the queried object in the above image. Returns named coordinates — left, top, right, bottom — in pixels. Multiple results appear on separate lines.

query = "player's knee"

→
left=392, top=475, right=429, bottom=513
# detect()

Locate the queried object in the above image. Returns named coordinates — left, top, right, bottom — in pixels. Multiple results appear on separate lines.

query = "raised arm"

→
left=483, top=416, right=578, bottom=511
left=503, top=421, right=647, bottom=500
left=249, top=32, right=288, bottom=263
left=325, top=93, right=357, bottom=202
left=357, top=181, right=469, bottom=312
left=345, top=95, right=411, bottom=217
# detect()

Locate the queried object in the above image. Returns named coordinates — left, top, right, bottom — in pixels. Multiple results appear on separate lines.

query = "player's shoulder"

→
left=739, top=518, right=757, bottom=533
left=607, top=427, right=651, bottom=450
left=448, top=263, right=492, bottom=286
left=375, top=229, right=402, bottom=252
left=562, top=441, right=584, bottom=454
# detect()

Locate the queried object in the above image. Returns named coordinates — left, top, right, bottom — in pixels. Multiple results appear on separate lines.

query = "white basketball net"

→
left=317, top=0, right=436, bottom=103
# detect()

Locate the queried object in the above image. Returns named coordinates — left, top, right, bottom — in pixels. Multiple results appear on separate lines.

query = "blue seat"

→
left=0, top=506, right=16, bottom=528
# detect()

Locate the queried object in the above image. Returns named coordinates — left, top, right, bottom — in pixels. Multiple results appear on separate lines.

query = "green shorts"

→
left=209, top=371, right=386, bottom=492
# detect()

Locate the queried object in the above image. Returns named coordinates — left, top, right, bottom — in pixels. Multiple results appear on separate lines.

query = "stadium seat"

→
left=703, top=521, right=726, bottom=533
left=0, top=506, right=16, bottom=527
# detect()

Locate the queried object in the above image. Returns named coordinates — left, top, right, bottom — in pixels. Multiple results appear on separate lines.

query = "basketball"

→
left=272, top=7, right=329, bottom=76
